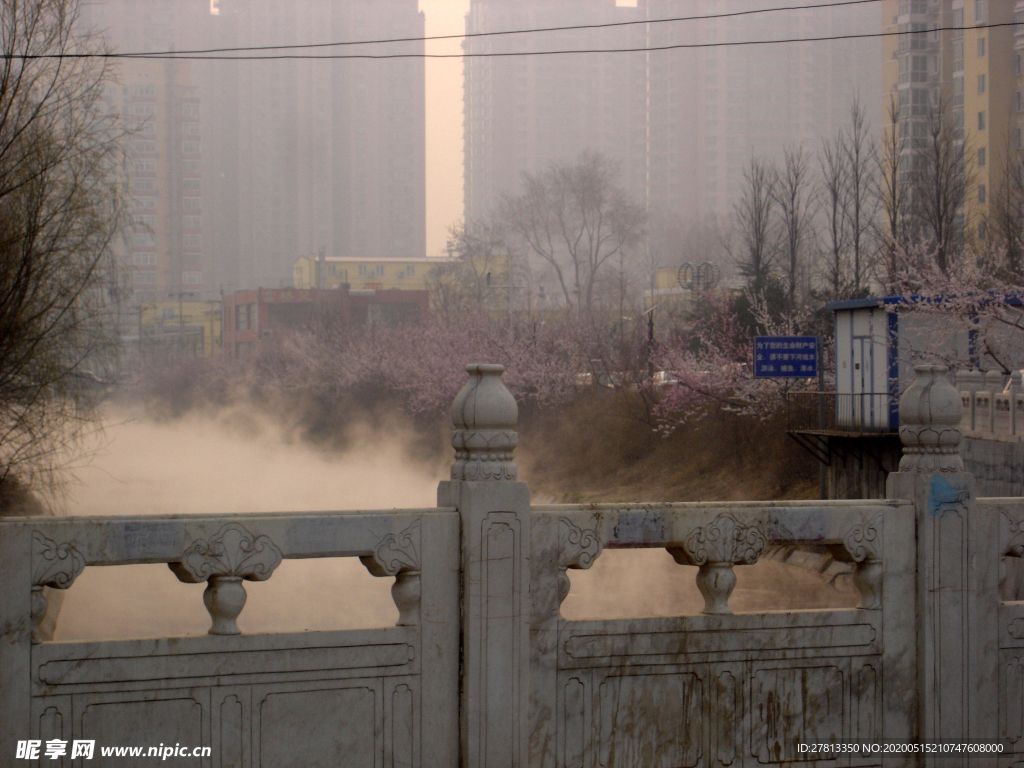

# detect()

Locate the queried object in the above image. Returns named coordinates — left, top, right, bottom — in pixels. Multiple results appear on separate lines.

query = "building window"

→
left=979, top=111, right=986, bottom=131
left=974, top=0, right=985, bottom=24
left=979, top=220, right=988, bottom=240
left=1019, top=92, right=1024, bottom=114
left=407, top=265, right=415, bottom=276
left=978, top=74, right=986, bottom=95
left=979, top=147, right=986, bottom=166
left=182, top=140, right=200, bottom=153
left=977, top=37, right=985, bottom=57
left=979, top=184, right=987, bottom=203
left=182, top=271, right=201, bottom=285
left=1018, top=53, right=1024, bottom=76
left=358, top=265, right=368, bottom=277
left=375, top=265, right=385, bottom=276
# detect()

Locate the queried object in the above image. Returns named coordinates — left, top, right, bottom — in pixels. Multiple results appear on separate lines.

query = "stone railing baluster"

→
left=668, top=513, right=766, bottom=615
left=169, top=523, right=282, bottom=635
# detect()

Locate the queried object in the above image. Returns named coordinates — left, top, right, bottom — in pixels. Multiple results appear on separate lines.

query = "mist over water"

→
left=55, top=408, right=443, bottom=639
left=54, top=407, right=857, bottom=641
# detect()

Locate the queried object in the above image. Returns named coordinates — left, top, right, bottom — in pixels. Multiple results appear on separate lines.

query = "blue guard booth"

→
left=786, top=296, right=973, bottom=498
left=826, top=296, right=975, bottom=432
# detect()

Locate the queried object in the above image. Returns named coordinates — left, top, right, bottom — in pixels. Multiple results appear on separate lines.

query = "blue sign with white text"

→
left=754, top=336, right=817, bottom=378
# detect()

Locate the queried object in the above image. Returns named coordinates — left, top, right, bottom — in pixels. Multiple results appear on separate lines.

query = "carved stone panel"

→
left=750, top=665, right=844, bottom=764
left=1003, top=654, right=1024, bottom=746
left=597, top=672, right=703, bottom=768
left=78, top=694, right=206, bottom=749
left=257, top=686, right=377, bottom=768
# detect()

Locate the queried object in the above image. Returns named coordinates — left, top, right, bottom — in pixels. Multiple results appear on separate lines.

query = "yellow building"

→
left=881, top=0, right=1016, bottom=241
left=132, top=299, right=222, bottom=359
left=292, top=255, right=454, bottom=292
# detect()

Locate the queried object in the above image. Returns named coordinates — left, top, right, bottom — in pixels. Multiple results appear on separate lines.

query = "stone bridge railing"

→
left=0, top=362, right=1017, bottom=767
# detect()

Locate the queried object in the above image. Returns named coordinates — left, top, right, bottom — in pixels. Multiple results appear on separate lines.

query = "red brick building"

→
left=222, top=287, right=427, bottom=358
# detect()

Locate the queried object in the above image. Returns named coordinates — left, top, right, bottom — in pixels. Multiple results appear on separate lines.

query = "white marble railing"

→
left=0, top=362, right=1016, bottom=767
left=958, top=369, right=1024, bottom=437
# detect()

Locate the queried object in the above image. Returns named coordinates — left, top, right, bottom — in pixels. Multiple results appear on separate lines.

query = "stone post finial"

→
left=961, top=368, right=983, bottom=393
left=450, top=363, right=518, bottom=482
left=898, top=364, right=963, bottom=472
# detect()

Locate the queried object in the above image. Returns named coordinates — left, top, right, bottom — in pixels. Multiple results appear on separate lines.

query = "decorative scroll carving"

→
left=556, top=517, right=603, bottom=606
left=169, top=523, right=282, bottom=635
left=679, top=514, right=766, bottom=567
left=31, top=531, right=85, bottom=640
left=843, top=515, right=883, bottom=610
left=32, top=531, right=85, bottom=589
left=844, top=515, right=881, bottom=562
left=560, top=518, right=602, bottom=570
left=450, top=364, right=518, bottom=482
left=669, top=514, right=765, bottom=615
left=362, top=520, right=421, bottom=577
left=1004, top=510, right=1024, bottom=558
left=898, top=364, right=964, bottom=473
left=361, top=521, right=422, bottom=626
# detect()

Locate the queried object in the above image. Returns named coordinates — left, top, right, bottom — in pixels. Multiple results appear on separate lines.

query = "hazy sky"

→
left=420, top=0, right=469, bottom=257
left=419, top=0, right=636, bottom=257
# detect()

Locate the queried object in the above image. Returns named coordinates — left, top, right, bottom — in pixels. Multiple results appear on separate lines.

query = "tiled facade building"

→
left=462, top=0, right=880, bottom=227
left=881, top=0, right=1018, bottom=241
left=83, top=0, right=426, bottom=301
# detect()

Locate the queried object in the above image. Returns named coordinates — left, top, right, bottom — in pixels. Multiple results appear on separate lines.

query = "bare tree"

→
left=842, top=98, right=878, bottom=293
left=0, top=0, right=126, bottom=499
left=818, top=135, right=851, bottom=299
left=772, top=145, right=816, bottom=308
left=912, top=96, right=974, bottom=274
left=502, top=150, right=646, bottom=318
left=874, top=95, right=912, bottom=286
left=428, top=218, right=528, bottom=320
left=730, top=157, right=776, bottom=297
left=988, top=142, right=1024, bottom=277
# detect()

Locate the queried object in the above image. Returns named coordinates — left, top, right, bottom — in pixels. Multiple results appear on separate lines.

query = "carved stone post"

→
left=438, top=364, right=530, bottom=768
left=887, top=365, right=1000, bottom=763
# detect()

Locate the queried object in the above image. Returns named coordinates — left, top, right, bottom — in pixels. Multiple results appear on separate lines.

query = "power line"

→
left=20, top=21, right=1015, bottom=61
left=101, top=0, right=880, bottom=58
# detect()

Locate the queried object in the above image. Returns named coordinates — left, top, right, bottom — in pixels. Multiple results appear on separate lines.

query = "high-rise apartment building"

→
left=83, top=0, right=426, bottom=301
left=881, top=0, right=1016, bottom=242
left=90, top=54, right=203, bottom=307
left=644, top=0, right=879, bottom=223
left=463, top=0, right=646, bottom=221
left=462, top=0, right=879, bottom=229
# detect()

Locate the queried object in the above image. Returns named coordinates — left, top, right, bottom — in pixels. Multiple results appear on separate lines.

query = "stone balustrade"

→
left=957, top=367, right=1024, bottom=437
left=0, top=362, right=1017, bottom=767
